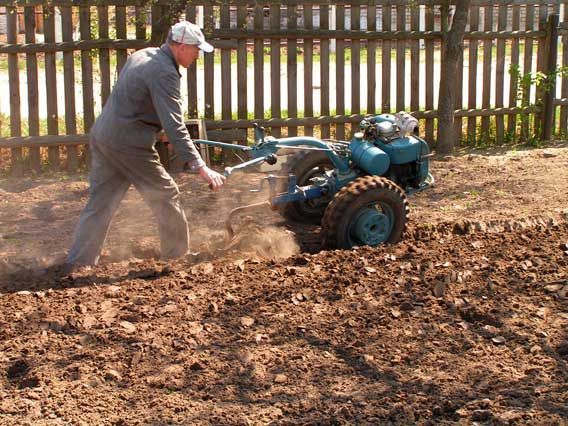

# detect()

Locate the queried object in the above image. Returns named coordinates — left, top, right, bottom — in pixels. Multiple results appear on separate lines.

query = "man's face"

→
left=178, top=44, right=200, bottom=68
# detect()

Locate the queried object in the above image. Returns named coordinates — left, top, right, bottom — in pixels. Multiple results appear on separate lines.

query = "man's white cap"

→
left=170, top=21, right=214, bottom=53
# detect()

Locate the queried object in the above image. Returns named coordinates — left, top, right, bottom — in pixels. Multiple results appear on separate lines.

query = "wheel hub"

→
left=350, top=204, right=394, bottom=246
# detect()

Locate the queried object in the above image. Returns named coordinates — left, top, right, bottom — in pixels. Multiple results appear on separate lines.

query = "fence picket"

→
left=44, top=5, right=60, bottom=170
left=61, top=6, right=78, bottom=172
left=150, top=4, right=163, bottom=43
left=352, top=4, right=361, bottom=130
left=336, top=5, right=346, bottom=140
left=382, top=5, right=392, bottom=113
left=236, top=5, right=247, bottom=123
left=467, top=6, right=480, bottom=144
left=254, top=4, right=264, bottom=121
left=481, top=5, right=494, bottom=143
left=320, top=5, right=330, bottom=139
left=494, top=5, right=507, bottom=143
left=24, top=6, right=41, bottom=173
left=542, top=14, right=560, bottom=141
left=186, top=6, right=198, bottom=118
left=304, top=5, right=314, bottom=136
left=98, top=6, right=111, bottom=106
left=411, top=7, right=420, bottom=113
left=80, top=6, right=95, bottom=134
left=204, top=5, right=215, bottom=120
left=396, top=5, right=406, bottom=112
left=220, top=4, right=231, bottom=122
left=425, top=4, right=434, bottom=142
left=561, top=4, right=568, bottom=136
left=115, top=5, right=127, bottom=74
left=135, top=4, right=146, bottom=40
left=535, top=4, right=549, bottom=135
left=454, top=34, right=464, bottom=145
left=7, top=6, right=22, bottom=175
left=508, top=5, right=521, bottom=136
left=522, top=5, right=535, bottom=140
left=367, top=3, right=377, bottom=115
left=220, top=4, right=233, bottom=161
left=270, top=4, right=281, bottom=137
left=287, top=5, right=298, bottom=136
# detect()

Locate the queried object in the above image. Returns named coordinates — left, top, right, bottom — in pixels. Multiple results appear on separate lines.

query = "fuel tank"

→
left=375, top=135, right=431, bottom=182
left=350, top=133, right=390, bottom=176
left=376, top=136, right=423, bottom=164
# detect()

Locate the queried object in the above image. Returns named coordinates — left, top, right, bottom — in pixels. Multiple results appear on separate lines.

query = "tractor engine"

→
left=350, top=113, right=431, bottom=192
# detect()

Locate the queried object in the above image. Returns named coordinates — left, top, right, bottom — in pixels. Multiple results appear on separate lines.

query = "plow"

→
left=193, top=112, right=434, bottom=249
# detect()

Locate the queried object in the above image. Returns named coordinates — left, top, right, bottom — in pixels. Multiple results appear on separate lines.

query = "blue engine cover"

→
left=376, top=136, right=422, bottom=165
left=350, top=137, right=390, bottom=175
left=376, top=136, right=430, bottom=182
left=370, top=113, right=397, bottom=124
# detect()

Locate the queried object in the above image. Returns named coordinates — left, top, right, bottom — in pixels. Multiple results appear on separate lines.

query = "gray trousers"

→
left=67, top=141, right=189, bottom=265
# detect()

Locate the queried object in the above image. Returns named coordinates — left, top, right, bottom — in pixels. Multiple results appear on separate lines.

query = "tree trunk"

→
left=151, top=2, right=191, bottom=44
left=437, top=0, right=471, bottom=154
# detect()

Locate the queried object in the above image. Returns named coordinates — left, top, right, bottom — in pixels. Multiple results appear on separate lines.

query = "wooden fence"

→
left=0, top=0, right=567, bottom=174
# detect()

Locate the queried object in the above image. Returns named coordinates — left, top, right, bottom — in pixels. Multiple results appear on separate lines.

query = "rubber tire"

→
left=279, top=150, right=335, bottom=224
left=322, top=176, right=409, bottom=249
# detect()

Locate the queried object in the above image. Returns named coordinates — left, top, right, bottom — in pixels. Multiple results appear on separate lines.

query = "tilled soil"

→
left=0, top=144, right=567, bottom=425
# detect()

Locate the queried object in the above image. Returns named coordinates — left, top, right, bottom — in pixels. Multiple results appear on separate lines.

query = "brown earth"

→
left=0, top=144, right=567, bottom=425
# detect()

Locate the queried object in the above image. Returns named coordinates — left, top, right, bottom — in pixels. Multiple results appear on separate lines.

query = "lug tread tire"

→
left=322, top=176, right=410, bottom=249
left=280, top=150, right=334, bottom=224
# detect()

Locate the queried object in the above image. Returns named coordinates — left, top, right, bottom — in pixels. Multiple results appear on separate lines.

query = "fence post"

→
left=541, top=14, right=559, bottom=142
left=151, top=4, right=170, bottom=44
left=7, top=6, right=22, bottom=176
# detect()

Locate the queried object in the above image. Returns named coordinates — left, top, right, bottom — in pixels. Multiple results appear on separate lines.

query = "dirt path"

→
left=0, top=144, right=567, bottom=424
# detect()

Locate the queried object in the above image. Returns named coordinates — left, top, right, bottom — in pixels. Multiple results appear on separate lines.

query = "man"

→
left=66, top=21, right=225, bottom=268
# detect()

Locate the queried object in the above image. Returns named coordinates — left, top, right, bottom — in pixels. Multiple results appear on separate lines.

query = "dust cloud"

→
left=223, top=223, right=299, bottom=260
left=0, top=168, right=300, bottom=277
left=184, top=170, right=300, bottom=261
left=84, top=170, right=298, bottom=264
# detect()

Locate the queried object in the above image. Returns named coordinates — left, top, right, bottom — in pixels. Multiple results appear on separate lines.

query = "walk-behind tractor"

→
left=193, top=112, right=434, bottom=249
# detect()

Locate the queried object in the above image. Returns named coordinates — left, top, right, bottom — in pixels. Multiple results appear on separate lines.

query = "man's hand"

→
left=198, top=165, right=226, bottom=191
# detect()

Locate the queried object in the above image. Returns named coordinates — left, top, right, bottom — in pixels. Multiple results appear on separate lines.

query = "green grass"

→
left=0, top=114, right=82, bottom=138
left=453, top=110, right=568, bottom=148
left=0, top=113, right=8, bottom=137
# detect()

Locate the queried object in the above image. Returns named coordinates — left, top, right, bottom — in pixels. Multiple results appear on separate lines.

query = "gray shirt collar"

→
left=160, top=43, right=181, bottom=77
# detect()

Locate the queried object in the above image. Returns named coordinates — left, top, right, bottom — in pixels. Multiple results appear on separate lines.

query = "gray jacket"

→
left=90, top=44, right=205, bottom=169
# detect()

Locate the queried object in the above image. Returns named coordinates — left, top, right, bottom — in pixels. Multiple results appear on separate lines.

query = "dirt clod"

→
left=240, top=317, right=255, bottom=327
left=104, top=370, right=122, bottom=382
left=274, top=373, right=288, bottom=384
left=492, top=336, right=506, bottom=345
left=472, top=409, right=493, bottom=422
left=432, top=281, right=446, bottom=298
left=119, top=321, right=136, bottom=334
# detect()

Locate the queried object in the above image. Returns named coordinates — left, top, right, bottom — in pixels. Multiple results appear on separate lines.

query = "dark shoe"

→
left=61, top=263, right=77, bottom=275
left=60, top=263, right=92, bottom=276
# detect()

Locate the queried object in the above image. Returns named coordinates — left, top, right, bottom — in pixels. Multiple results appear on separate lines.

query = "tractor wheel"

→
left=322, top=176, right=409, bottom=249
left=279, top=150, right=334, bottom=224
